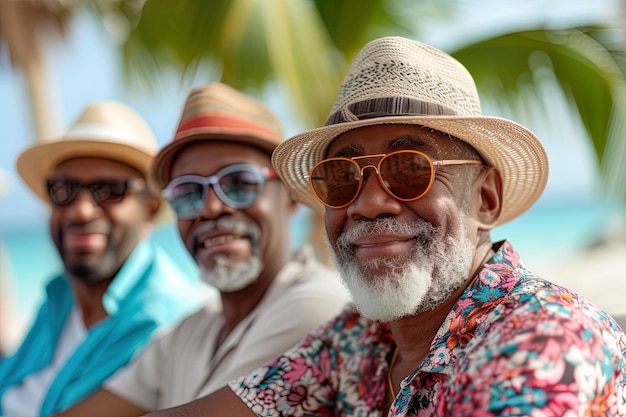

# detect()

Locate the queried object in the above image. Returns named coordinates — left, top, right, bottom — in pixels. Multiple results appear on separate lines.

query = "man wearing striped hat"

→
left=54, top=83, right=349, bottom=416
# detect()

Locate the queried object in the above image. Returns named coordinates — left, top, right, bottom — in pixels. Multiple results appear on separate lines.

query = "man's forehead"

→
left=176, top=140, right=273, bottom=164
left=327, top=124, right=473, bottom=157
left=53, top=157, right=144, bottom=178
left=169, top=140, right=274, bottom=179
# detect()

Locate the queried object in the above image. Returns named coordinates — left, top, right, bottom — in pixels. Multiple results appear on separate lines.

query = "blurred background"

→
left=1, top=0, right=626, bottom=354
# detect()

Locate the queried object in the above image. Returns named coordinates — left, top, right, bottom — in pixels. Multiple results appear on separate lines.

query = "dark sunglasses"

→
left=162, top=164, right=278, bottom=220
left=46, top=178, right=147, bottom=207
left=309, top=150, right=483, bottom=209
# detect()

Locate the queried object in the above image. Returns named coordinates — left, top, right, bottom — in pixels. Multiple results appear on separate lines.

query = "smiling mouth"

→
left=200, top=234, right=240, bottom=249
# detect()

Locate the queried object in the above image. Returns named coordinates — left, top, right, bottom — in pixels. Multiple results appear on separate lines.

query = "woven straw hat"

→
left=152, top=83, right=284, bottom=189
left=272, top=36, right=549, bottom=225
left=17, top=101, right=159, bottom=203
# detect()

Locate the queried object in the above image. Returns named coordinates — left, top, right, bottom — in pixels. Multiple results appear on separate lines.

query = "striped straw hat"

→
left=272, top=36, right=549, bottom=225
left=152, top=83, right=284, bottom=189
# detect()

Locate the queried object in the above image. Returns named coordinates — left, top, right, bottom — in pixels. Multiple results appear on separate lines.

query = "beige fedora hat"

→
left=17, top=101, right=159, bottom=203
left=152, top=82, right=283, bottom=189
left=272, top=36, right=549, bottom=225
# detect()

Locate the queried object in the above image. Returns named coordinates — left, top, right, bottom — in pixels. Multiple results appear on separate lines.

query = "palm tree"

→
left=451, top=27, right=626, bottom=203
left=0, top=0, right=71, bottom=141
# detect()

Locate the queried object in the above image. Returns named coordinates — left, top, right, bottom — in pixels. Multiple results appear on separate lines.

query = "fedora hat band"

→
left=326, top=97, right=458, bottom=126
left=175, top=113, right=280, bottom=142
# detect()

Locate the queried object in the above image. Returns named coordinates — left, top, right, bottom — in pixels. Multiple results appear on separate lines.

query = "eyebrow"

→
left=328, top=134, right=434, bottom=158
left=388, top=136, right=428, bottom=151
left=329, top=143, right=364, bottom=158
left=48, top=176, right=132, bottom=182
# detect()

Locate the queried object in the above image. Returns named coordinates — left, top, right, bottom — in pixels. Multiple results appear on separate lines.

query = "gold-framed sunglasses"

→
left=309, top=150, right=483, bottom=209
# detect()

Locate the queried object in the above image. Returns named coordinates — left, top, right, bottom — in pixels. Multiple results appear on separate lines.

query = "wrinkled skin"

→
left=324, top=125, right=488, bottom=317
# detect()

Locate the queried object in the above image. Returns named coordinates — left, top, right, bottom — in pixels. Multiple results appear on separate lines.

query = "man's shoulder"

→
left=300, top=304, right=390, bottom=347
left=475, top=272, right=624, bottom=346
left=276, top=247, right=349, bottom=299
left=509, top=273, right=595, bottom=309
left=150, top=300, right=222, bottom=341
left=279, top=262, right=350, bottom=305
left=114, top=241, right=208, bottom=324
left=138, top=241, right=205, bottom=293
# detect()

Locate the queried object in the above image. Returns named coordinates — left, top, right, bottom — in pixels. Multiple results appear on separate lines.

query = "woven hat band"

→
left=326, top=97, right=458, bottom=125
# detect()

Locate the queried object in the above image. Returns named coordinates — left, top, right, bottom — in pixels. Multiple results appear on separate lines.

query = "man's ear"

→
left=474, top=166, right=502, bottom=231
left=286, top=194, right=299, bottom=217
left=147, top=194, right=162, bottom=222
left=276, top=179, right=299, bottom=218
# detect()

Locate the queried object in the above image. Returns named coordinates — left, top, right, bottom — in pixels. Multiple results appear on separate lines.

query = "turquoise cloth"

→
left=0, top=239, right=205, bottom=415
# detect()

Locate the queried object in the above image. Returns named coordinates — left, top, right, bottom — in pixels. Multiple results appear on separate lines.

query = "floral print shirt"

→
left=229, top=240, right=626, bottom=416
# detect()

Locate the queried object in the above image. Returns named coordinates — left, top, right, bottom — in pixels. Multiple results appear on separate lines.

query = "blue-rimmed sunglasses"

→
left=162, top=164, right=278, bottom=219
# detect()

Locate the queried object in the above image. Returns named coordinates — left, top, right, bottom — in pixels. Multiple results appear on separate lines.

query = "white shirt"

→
left=2, top=307, right=86, bottom=417
left=105, top=247, right=350, bottom=409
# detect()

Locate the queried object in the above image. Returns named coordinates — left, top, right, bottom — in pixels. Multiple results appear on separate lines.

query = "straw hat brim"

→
left=17, top=140, right=155, bottom=204
left=152, top=128, right=279, bottom=189
left=272, top=114, right=549, bottom=226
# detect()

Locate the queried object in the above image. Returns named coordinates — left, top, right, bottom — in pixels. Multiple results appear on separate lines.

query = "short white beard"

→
left=199, top=253, right=262, bottom=293
left=196, top=219, right=263, bottom=293
left=329, top=217, right=474, bottom=322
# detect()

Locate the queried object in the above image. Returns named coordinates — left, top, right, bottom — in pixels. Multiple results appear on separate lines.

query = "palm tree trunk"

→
left=0, top=0, right=62, bottom=142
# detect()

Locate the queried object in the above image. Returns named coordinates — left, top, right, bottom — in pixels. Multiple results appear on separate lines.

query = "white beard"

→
left=199, top=253, right=263, bottom=292
left=329, top=217, right=474, bottom=322
left=194, top=218, right=264, bottom=293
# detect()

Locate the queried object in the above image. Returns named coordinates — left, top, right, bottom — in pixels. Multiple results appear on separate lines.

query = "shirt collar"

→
left=417, top=240, right=526, bottom=375
left=101, top=239, right=154, bottom=315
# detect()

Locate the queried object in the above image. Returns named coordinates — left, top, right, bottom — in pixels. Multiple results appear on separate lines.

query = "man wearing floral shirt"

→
left=147, top=36, right=626, bottom=417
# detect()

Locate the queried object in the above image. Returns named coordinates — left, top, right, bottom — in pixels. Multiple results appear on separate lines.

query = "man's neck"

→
left=389, top=241, right=495, bottom=371
left=218, top=251, right=291, bottom=342
left=68, top=277, right=112, bottom=329
left=218, top=274, right=273, bottom=337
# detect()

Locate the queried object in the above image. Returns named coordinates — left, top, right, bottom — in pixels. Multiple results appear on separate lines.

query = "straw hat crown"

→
left=272, top=36, right=549, bottom=225
left=17, top=101, right=158, bottom=203
left=152, top=82, right=284, bottom=189
left=329, top=37, right=482, bottom=118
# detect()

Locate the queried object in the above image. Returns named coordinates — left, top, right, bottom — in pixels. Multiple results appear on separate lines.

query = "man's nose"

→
left=197, top=185, right=235, bottom=219
left=346, top=168, right=402, bottom=220
left=64, top=189, right=101, bottom=220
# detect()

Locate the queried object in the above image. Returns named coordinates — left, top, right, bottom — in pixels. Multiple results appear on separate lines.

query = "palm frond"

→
left=451, top=28, right=626, bottom=201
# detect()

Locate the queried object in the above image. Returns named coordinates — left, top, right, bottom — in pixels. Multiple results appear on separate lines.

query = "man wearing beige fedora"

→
left=146, top=37, right=626, bottom=416
left=0, top=102, right=206, bottom=416
left=52, top=83, right=349, bottom=416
